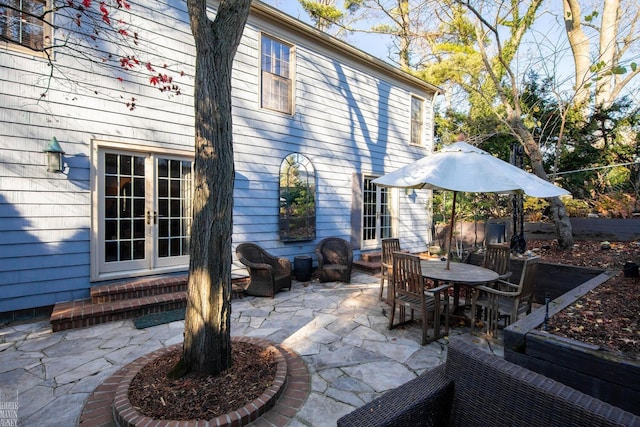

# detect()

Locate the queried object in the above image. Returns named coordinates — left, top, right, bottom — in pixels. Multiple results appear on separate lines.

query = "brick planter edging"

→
left=78, top=337, right=310, bottom=427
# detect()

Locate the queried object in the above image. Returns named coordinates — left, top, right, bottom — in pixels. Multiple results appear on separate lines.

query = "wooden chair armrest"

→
left=475, top=284, right=519, bottom=297
left=426, top=284, right=451, bottom=294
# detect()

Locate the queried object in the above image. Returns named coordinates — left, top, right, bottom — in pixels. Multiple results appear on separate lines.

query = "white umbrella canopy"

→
left=372, top=141, right=570, bottom=268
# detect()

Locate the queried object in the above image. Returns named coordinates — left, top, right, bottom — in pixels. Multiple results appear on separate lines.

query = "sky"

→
left=262, top=0, right=395, bottom=65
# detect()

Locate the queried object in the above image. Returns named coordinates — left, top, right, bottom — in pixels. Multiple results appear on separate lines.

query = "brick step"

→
left=91, top=274, right=188, bottom=303
left=51, top=274, right=250, bottom=332
left=353, top=259, right=381, bottom=274
left=50, top=291, right=187, bottom=332
left=360, top=251, right=382, bottom=263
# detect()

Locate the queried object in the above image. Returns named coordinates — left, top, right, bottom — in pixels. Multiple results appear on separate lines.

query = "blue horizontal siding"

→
left=0, top=282, right=90, bottom=313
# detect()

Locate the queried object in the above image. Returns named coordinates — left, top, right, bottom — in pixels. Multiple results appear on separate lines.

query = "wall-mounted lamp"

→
left=44, top=137, right=65, bottom=173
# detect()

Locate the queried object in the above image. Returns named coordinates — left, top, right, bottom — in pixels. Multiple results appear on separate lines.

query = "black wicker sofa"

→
left=337, top=337, right=639, bottom=427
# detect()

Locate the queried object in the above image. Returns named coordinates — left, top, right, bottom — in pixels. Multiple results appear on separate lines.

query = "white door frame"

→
left=90, top=140, right=193, bottom=281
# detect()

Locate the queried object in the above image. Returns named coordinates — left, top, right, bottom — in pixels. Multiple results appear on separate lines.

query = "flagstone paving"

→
left=0, top=272, right=502, bottom=427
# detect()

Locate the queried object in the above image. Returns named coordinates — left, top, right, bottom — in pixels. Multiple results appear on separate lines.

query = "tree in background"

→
left=299, top=0, right=343, bottom=32
left=299, top=0, right=640, bottom=243
left=422, top=0, right=576, bottom=248
left=563, top=0, right=639, bottom=113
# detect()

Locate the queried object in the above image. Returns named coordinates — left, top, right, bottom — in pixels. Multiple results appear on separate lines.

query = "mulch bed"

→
left=128, top=341, right=278, bottom=421
left=528, top=239, right=640, bottom=360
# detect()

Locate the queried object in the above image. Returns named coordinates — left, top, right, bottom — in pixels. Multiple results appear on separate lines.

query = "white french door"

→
left=95, top=148, right=192, bottom=278
left=362, top=176, right=394, bottom=249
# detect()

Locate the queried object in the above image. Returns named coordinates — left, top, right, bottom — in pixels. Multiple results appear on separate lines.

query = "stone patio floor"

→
left=0, top=271, right=502, bottom=426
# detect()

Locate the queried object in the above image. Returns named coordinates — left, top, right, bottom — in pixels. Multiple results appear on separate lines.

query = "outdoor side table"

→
left=294, top=256, right=312, bottom=282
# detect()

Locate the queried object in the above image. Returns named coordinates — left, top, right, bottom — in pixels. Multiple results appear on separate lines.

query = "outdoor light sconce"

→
left=44, top=137, right=65, bottom=173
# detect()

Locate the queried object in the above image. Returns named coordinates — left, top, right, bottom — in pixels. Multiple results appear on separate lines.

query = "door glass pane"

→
left=363, top=178, right=376, bottom=241
left=103, top=153, right=146, bottom=263
left=157, top=157, right=192, bottom=258
left=362, top=177, right=392, bottom=243
left=105, top=153, right=118, bottom=174
left=105, top=242, right=118, bottom=262
left=380, top=187, right=392, bottom=239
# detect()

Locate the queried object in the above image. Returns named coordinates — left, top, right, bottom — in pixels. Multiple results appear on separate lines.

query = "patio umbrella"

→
left=372, top=141, right=570, bottom=269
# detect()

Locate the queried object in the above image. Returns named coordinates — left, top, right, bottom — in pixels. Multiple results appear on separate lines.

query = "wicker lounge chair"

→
left=315, top=237, right=353, bottom=283
left=235, top=243, right=292, bottom=297
left=337, top=336, right=640, bottom=427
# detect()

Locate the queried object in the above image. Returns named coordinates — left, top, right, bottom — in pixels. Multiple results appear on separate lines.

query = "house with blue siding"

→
left=0, top=0, right=439, bottom=320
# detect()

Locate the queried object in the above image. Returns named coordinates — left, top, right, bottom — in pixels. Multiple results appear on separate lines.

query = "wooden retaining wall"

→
left=437, top=218, right=640, bottom=247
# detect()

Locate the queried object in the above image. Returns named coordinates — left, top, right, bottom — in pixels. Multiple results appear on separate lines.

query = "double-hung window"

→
left=261, top=34, right=293, bottom=114
left=0, top=0, right=47, bottom=51
left=410, top=95, right=424, bottom=146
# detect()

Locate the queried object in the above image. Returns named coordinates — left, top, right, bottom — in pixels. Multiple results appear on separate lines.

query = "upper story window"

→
left=410, top=95, right=424, bottom=146
left=0, top=0, right=48, bottom=51
left=261, top=34, right=293, bottom=114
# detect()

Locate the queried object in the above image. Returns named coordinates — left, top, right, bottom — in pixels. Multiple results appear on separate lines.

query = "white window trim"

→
left=410, top=94, right=425, bottom=147
left=259, top=32, right=296, bottom=115
left=1, top=0, right=52, bottom=57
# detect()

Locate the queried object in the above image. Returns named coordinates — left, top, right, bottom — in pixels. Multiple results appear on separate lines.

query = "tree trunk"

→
left=181, top=0, right=251, bottom=375
left=509, top=111, right=575, bottom=249
left=596, top=0, right=620, bottom=109
left=563, top=0, right=591, bottom=111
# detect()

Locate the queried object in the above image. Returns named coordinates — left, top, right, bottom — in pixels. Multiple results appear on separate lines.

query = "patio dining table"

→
left=420, top=260, right=500, bottom=314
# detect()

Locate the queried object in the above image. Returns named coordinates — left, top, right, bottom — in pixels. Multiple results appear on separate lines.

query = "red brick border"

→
left=78, top=338, right=310, bottom=427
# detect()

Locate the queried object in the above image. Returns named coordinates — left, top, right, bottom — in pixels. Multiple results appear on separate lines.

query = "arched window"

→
left=279, top=153, right=315, bottom=241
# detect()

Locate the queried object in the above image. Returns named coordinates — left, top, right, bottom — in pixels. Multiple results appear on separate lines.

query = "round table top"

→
left=420, top=260, right=500, bottom=285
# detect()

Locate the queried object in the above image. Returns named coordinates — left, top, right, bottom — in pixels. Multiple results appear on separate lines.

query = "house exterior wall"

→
left=0, top=0, right=438, bottom=314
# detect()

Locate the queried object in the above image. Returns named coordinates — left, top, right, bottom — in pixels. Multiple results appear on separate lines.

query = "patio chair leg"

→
left=388, top=301, right=396, bottom=330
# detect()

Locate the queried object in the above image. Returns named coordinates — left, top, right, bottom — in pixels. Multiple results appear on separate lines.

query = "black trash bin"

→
left=294, top=256, right=313, bottom=282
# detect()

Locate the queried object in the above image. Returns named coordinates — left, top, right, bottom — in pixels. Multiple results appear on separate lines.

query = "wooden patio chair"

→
left=388, top=252, right=450, bottom=345
left=471, top=256, right=540, bottom=336
left=482, top=243, right=512, bottom=280
left=236, top=243, right=292, bottom=297
left=379, top=238, right=401, bottom=300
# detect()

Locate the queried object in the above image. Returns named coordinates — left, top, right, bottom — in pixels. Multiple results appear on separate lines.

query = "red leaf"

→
left=146, top=62, right=154, bottom=72
left=81, top=0, right=91, bottom=8
left=100, top=2, right=110, bottom=24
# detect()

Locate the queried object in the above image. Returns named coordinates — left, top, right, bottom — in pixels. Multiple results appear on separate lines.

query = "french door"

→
left=362, top=176, right=393, bottom=249
left=95, top=148, right=192, bottom=278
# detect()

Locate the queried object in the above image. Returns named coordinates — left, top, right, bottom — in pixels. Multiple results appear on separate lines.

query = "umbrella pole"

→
left=446, top=191, right=457, bottom=270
